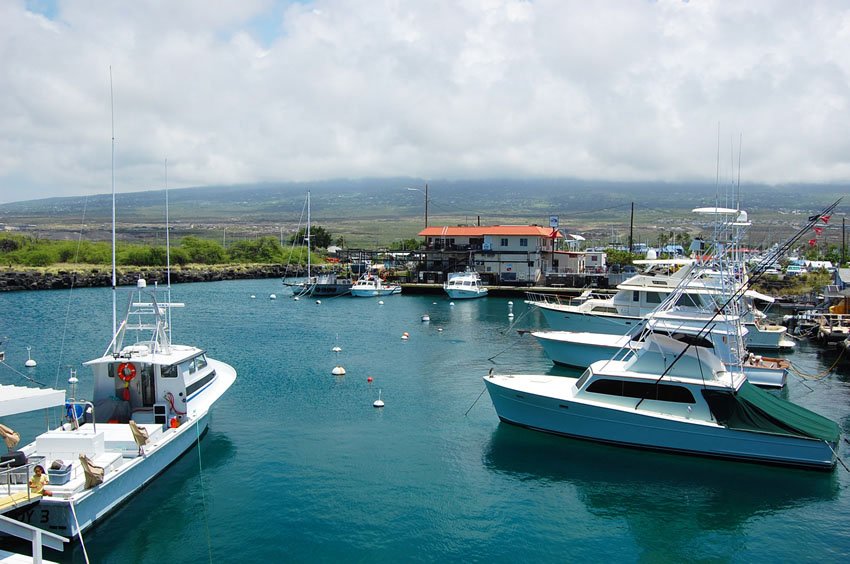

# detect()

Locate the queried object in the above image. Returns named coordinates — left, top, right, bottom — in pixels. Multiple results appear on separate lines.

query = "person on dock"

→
left=29, top=464, right=52, bottom=496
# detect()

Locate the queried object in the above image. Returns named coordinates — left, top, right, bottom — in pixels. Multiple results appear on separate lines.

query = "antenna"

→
left=165, top=158, right=173, bottom=342
left=110, top=66, right=117, bottom=350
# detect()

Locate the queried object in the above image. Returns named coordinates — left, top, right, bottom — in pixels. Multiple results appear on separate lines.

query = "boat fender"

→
left=117, top=362, right=137, bottom=382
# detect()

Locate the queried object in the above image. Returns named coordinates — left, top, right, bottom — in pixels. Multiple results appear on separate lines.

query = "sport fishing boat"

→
left=525, top=260, right=794, bottom=350
left=350, top=273, right=402, bottom=297
left=484, top=333, right=838, bottom=470
left=6, top=279, right=236, bottom=538
left=444, top=270, right=488, bottom=299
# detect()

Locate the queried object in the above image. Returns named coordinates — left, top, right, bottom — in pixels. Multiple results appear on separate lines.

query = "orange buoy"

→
left=169, top=417, right=180, bottom=428
left=367, top=376, right=373, bottom=383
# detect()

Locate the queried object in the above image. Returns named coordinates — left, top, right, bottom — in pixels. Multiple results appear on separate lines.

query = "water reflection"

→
left=483, top=424, right=838, bottom=561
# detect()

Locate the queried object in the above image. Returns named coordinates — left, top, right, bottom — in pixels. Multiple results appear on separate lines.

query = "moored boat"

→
left=484, top=333, right=838, bottom=469
left=350, top=273, right=401, bottom=297
left=5, top=279, right=236, bottom=537
left=444, top=270, right=488, bottom=299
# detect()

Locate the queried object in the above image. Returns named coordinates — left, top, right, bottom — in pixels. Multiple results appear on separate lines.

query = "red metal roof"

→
left=418, top=225, right=562, bottom=238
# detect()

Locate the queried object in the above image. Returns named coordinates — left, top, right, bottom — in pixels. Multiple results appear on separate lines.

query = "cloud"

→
left=1, top=0, right=849, bottom=203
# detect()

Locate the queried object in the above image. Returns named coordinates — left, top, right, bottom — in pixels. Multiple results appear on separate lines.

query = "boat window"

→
left=632, top=291, right=640, bottom=302
left=186, top=370, right=217, bottom=396
left=645, top=292, right=663, bottom=304
left=195, top=354, right=208, bottom=371
left=107, top=363, right=116, bottom=378
left=676, top=294, right=699, bottom=308
left=587, top=379, right=695, bottom=404
left=188, top=360, right=196, bottom=374
left=575, top=370, right=592, bottom=390
left=161, top=364, right=178, bottom=378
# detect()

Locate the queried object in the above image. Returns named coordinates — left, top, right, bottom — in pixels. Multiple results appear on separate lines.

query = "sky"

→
left=1, top=0, right=849, bottom=204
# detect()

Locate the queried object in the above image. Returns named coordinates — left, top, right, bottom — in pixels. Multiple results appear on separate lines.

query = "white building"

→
left=418, top=225, right=562, bottom=284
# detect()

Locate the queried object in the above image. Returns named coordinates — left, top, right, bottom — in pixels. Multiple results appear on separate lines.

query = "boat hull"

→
left=483, top=376, right=834, bottom=469
left=350, top=287, right=401, bottom=297
left=11, top=413, right=211, bottom=537
left=444, top=288, right=488, bottom=299
left=535, top=305, right=793, bottom=350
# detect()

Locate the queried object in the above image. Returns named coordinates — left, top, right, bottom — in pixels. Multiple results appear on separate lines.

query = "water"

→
left=2, top=279, right=850, bottom=562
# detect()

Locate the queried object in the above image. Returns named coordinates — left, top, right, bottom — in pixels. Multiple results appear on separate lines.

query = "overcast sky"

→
left=1, top=0, right=849, bottom=204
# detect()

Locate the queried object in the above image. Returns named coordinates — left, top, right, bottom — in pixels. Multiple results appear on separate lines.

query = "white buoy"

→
left=270, top=294, right=277, bottom=300
left=25, top=346, right=36, bottom=368
left=332, top=365, right=346, bottom=376
left=316, top=300, right=322, bottom=304
left=373, top=389, right=384, bottom=408
left=432, top=302, right=437, bottom=305
left=401, top=332, right=409, bottom=340
left=378, top=300, right=385, bottom=305
left=437, top=328, right=443, bottom=332
left=449, top=302, right=455, bottom=306
left=421, top=314, right=430, bottom=322
left=293, top=296, right=300, bottom=301
left=508, top=301, right=515, bottom=318
left=250, top=295, right=256, bottom=299
left=332, top=346, right=342, bottom=353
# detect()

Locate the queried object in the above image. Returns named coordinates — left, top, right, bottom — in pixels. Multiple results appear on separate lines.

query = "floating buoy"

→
left=508, top=301, right=515, bottom=318
left=332, top=365, right=346, bottom=376
left=378, top=300, right=385, bottom=305
left=373, top=389, right=384, bottom=408
left=270, top=294, right=277, bottom=300
left=432, top=302, right=437, bottom=305
left=401, top=334, right=409, bottom=340
left=421, top=314, right=430, bottom=322
left=367, top=376, right=373, bottom=383
left=437, top=328, right=443, bottom=332
left=449, top=302, right=455, bottom=306
left=316, top=300, right=322, bottom=304
left=332, top=346, right=342, bottom=353
left=250, top=295, right=256, bottom=299
left=293, top=296, right=300, bottom=301
left=25, top=346, right=36, bottom=368
left=508, top=301, right=514, bottom=306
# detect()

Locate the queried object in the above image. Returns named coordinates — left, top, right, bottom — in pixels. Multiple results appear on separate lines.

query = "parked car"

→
left=785, top=264, right=808, bottom=276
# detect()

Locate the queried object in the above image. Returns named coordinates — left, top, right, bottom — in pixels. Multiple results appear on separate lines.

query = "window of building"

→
left=520, top=238, right=528, bottom=247
left=500, top=238, right=509, bottom=247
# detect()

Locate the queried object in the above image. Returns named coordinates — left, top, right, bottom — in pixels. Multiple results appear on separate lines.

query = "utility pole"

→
left=628, top=202, right=634, bottom=254
left=843, top=216, right=846, bottom=266
left=424, top=183, right=429, bottom=228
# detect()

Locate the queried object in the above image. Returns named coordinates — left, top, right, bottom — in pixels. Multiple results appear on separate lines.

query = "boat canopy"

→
left=703, top=381, right=840, bottom=443
left=0, top=384, right=66, bottom=417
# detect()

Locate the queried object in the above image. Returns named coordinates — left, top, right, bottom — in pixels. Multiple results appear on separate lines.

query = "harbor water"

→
left=2, top=278, right=850, bottom=562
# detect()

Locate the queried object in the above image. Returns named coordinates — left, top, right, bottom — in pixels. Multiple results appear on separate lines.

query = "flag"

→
left=814, top=226, right=824, bottom=235
left=808, top=238, right=817, bottom=246
left=808, top=213, right=832, bottom=223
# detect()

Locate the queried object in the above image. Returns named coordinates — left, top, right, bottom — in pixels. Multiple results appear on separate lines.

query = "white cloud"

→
left=1, top=0, right=849, bottom=203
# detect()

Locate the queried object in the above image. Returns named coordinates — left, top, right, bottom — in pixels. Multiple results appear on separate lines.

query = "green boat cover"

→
left=702, top=381, right=840, bottom=443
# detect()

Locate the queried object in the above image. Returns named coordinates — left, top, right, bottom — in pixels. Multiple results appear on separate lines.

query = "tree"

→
left=180, top=236, right=227, bottom=264
left=291, top=225, right=333, bottom=249
left=605, top=249, right=638, bottom=266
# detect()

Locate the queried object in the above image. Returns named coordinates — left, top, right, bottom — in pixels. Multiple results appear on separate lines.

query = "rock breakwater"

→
left=0, top=265, right=289, bottom=292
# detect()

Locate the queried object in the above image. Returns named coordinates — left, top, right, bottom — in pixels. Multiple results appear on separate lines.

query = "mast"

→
left=110, top=66, right=117, bottom=350
left=306, top=190, right=311, bottom=282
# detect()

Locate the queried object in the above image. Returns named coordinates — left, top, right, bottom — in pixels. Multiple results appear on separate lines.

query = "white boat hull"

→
left=444, top=288, right=488, bottom=299
left=483, top=375, right=834, bottom=469
left=13, top=413, right=210, bottom=537
left=350, top=287, right=401, bottom=297
left=535, top=306, right=793, bottom=350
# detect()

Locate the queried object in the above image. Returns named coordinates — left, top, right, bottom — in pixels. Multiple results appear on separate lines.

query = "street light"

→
left=406, top=184, right=429, bottom=229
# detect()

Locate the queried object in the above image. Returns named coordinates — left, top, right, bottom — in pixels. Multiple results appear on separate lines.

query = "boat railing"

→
left=525, top=290, right=609, bottom=307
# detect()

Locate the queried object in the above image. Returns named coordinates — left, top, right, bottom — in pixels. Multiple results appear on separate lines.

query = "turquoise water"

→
left=2, top=279, right=850, bottom=562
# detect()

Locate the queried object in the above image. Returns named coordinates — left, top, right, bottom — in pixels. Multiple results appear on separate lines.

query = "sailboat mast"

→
left=306, top=190, right=311, bottom=280
left=110, top=66, right=117, bottom=350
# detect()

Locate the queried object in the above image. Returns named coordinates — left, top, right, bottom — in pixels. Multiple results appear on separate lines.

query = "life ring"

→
left=117, top=362, right=137, bottom=382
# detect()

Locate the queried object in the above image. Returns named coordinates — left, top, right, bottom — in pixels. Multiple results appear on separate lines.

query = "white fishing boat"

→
left=484, top=333, right=838, bottom=470
left=5, top=279, right=236, bottom=538
left=532, top=311, right=788, bottom=388
left=350, top=273, right=401, bottom=297
left=443, top=270, right=488, bottom=299
left=3, top=109, right=236, bottom=539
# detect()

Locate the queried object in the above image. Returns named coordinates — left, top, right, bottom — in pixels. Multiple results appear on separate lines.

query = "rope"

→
left=464, top=385, right=488, bottom=417
left=788, top=346, right=845, bottom=380
left=69, top=500, right=90, bottom=564
left=487, top=333, right=527, bottom=362
left=0, top=359, right=47, bottom=387
left=196, top=421, right=213, bottom=564
left=826, top=441, right=849, bottom=472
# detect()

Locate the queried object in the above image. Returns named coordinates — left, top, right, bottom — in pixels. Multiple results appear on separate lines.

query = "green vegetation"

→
left=0, top=234, right=323, bottom=267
